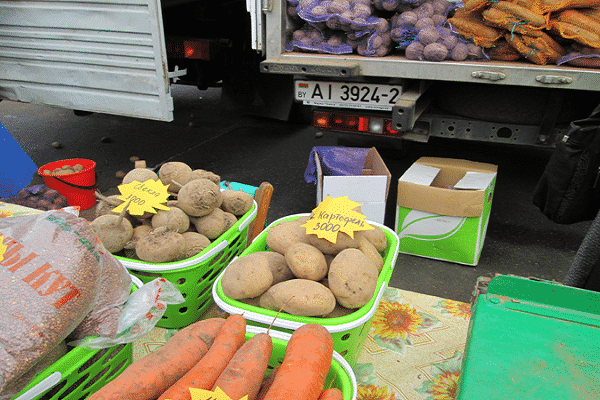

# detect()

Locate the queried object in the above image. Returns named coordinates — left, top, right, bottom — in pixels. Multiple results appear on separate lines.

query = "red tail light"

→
left=313, top=111, right=403, bottom=137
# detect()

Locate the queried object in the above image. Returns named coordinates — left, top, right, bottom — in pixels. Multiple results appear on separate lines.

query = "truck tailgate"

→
left=0, top=0, right=174, bottom=121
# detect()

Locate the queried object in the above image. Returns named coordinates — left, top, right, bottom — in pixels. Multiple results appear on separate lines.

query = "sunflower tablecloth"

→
left=132, top=286, right=471, bottom=400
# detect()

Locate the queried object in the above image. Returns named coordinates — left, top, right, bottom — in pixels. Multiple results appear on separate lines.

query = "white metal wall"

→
left=0, top=0, right=174, bottom=121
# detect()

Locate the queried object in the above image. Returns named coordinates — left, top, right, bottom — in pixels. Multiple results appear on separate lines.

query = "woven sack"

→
left=486, top=38, right=523, bottom=60
left=505, top=30, right=566, bottom=64
left=531, top=0, right=600, bottom=14
left=549, top=9, right=600, bottom=48
left=448, top=7, right=504, bottom=47
left=482, top=1, right=548, bottom=35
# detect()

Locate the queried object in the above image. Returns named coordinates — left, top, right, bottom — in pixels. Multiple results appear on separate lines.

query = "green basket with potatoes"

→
left=246, top=325, right=357, bottom=400
left=119, top=200, right=257, bottom=329
left=213, top=213, right=399, bottom=366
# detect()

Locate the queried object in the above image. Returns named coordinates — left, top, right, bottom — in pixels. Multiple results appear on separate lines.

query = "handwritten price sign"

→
left=112, top=179, right=171, bottom=216
left=164, top=387, right=247, bottom=400
left=302, top=195, right=373, bottom=243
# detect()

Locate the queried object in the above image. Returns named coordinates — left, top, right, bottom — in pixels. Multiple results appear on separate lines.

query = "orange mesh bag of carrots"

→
left=462, top=0, right=492, bottom=14
left=549, top=9, right=600, bottom=48
left=531, top=0, right=600, bottom=14
left=486, top=37, right=524, bottom=60
left=482, top=1, right=549, bottom=35
left=505, top=30, right=566, bottom=64
left=448, top=7, right=505, bottom=47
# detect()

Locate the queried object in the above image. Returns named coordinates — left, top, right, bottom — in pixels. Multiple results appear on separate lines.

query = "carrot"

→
left=212, top=332, right=273, bottom=400
left=158, top=314, right=247, bottom=400
left=262, top=323, right=334, bottom=400
left=88, top=317, right=226, bottom=400
left=318, top=387, right=344, bottom=400
left=256, top=365, right=281, bottom=400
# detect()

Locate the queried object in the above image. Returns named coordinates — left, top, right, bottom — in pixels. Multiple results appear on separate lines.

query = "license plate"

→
left=295, top=80, right=402, bottom=111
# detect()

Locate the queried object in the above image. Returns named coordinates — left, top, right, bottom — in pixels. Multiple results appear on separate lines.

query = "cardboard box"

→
left=315, top=147, right=391, bottom=224
left=395, top=157, right=497, bottom=266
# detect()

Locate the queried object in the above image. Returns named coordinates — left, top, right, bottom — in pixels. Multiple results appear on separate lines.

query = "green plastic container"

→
left=246, top=325, right=357, bottom=400
left=119, top=201, right=257, bottom=329
left=457, top=275, right=600, bottom=399
left=14, top=343, right=133, bottom=400
left=213, top=213, right=399, bottom=366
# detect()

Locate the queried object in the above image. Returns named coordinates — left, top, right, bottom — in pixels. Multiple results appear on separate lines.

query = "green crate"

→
left=456, top=275, right=600, bottom=399
left=213, top=213, right=399, bottom=366
left=14, top=343, right=133, bottom=400
left=246, top=325, right=357, bottom=400
left=119, top=201, right=257, bottom=329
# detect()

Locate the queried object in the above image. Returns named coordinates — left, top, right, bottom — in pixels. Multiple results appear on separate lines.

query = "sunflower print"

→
left=358, top=383, right=396, bottom=400
left=370, top=293, right=441, bottom=353
left=432, top=300, right=471, bottom=320
left=415, top=350, right=463, bottom=400
left=0, top=210, right=13, bottom=218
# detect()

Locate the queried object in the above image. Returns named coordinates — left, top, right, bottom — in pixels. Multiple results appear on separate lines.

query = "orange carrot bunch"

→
left=88, top=316, right=342, bottom=400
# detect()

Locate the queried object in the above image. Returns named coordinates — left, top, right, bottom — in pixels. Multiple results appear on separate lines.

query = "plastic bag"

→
left=304, top=146, right=370, bottom=183
left=69, top=278, right=185, bottom=350
left=0, top=209, right=131, bottom=394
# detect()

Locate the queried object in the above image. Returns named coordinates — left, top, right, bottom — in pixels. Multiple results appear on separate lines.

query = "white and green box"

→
left=395, top=157, right=498, bottom=266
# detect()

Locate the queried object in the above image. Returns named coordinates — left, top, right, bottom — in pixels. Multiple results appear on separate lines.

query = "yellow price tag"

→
left=112, top=179, right=171, bottom=216
left=0, top=234, right=6, bottom=263
left=302, top=195, right=374, bottom=243
left=164, top=387, right=247, bottom=400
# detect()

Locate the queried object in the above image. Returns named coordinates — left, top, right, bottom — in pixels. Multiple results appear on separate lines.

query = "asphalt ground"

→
left=1, top=85, right=593, bottom=303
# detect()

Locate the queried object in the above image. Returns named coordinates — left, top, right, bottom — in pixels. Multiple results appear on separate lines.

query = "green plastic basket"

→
left=245, top=325, right=358, bottom=400
left=213, top=213, right=399, bottom=366
left=13, top=276, right=144, bottom=400
left=118, top=201, right=257, bottom=329
left=14, top=343, right=133, bottom=400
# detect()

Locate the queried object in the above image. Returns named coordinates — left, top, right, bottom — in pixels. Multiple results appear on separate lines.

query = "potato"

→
left=122, top=168, right=159, bottom=185
left=178, top=178, right=223, bottom=217
left=90, top=214, right=134, bottom=253
left=151, top=206, right=190, bottom=233
left=260, top=279, right=336, bottom=316
left=306, top=231, right=359, bottom=255
left=159, top=161, right=193, bottom=193
left=124, top=224, right=153, bottom=250
left=254, top=251, right=295, bottom=284
left=221, top=189, right=254, bottom=216
left=182, top=231, right=211, bottom=259
left=222, top=211, right=238, bottom=231
left=328, top=248, right=379, bottom=309
left=221, top=253, right=273, bottom=299
left=357, top=226, right=388, bottom=252
left=193, top=207, right=228, bottom=240
left=358, top=235, right=384, bottom=272
left=135, top=226, right=185, bottom=263
left=423, top=42, right=448, bottom=61
left=324, top=303, right=355, bottom=318
left=189, top=169, right=220, bottom=185
left=266, top=219, right=310, bottom=254
left=285, top=243, right=328, bottom=281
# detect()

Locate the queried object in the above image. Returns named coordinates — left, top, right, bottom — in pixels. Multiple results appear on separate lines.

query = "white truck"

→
left=1, top=0, right=599, bottom=147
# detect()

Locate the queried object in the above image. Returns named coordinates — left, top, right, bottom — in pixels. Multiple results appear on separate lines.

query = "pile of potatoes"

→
left=220, top=215, right=389, bottom=318
left=90, top=161, right=254, bottom=263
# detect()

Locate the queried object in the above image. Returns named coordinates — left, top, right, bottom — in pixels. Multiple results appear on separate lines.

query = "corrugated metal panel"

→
left=0, top=0, right=174, bottom=121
